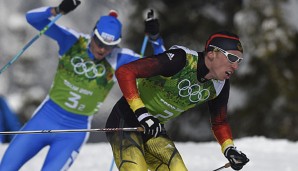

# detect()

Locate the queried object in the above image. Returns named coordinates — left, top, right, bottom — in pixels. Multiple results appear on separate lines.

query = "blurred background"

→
left=1, top=0, right=298, bottom=143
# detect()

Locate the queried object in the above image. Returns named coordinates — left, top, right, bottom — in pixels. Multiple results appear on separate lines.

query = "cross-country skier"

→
left=105, top=31, right=249, bottom=171
left=0, top=0, right=164, bottom=170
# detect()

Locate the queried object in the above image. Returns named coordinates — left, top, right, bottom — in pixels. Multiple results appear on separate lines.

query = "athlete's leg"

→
left=40, top=101, right=91, bottom=171
left=41, top=132, right=89, bottom=171
left=0, top=112, right=52, bottom=171
left=108, top=131, right=148, bottom=171
left=106, top=97, right=148, bottom=171
left=145, top=135, right=187, bottom=171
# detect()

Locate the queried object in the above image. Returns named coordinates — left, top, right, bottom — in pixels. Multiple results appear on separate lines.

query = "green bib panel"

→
left=138, top=46, right=225, bottom=123
left=49, top=37, right=115, bottom=116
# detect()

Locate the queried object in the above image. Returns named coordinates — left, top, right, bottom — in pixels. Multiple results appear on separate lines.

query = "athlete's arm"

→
left=115, top=48, right=186, bottom=111
left=208, top=79, right=234, bottom=153
left=25, top=7, right=78, bottom=55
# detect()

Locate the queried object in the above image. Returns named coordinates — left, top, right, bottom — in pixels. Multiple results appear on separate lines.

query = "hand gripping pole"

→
left=140, top=9, right=154, bottom=58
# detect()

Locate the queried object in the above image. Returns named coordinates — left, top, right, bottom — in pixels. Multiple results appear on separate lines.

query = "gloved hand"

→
left=135, top=107, right=162, bottom=138
left=144, top=9, right=160, bottom=40
left=56, top=0, right=81, bottom=14
left=224, top=146, right=249, bottom=170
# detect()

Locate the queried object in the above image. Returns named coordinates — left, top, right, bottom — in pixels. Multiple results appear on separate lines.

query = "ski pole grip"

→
left=137, top=127, right=144, bottom=132
left=224, top=163, right=231, bottom=168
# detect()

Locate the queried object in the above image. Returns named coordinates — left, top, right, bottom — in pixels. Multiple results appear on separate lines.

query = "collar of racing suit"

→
left=196, top=52, right=210, bottom=83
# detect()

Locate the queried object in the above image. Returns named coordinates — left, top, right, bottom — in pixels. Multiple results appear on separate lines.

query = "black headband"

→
left=205, top=33, right=243, bottom=53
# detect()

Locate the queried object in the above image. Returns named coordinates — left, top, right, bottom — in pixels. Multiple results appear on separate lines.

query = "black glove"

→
left=224, top=146, right=249, bottom=170
left=144, top=9, right=160, bottom=40
left=135, top=107, right=162, bottom=138
left=56, top=0, right=81, bottom=14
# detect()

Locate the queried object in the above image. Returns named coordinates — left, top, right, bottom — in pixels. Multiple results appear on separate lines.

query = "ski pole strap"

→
left=0, top=127, right=144, bottom=135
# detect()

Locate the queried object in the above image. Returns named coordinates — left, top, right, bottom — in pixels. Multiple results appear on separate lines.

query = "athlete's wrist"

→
left=135, top=107, right=148, bottom=119
left=127, top=98, right=145, bottom=112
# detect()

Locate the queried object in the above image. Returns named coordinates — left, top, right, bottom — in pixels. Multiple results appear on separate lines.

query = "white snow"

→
left=0, top=136, right=297, bottom=171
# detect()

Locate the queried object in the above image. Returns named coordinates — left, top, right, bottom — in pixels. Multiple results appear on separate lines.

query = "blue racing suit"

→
left=0, top=6, right=165, bottom=171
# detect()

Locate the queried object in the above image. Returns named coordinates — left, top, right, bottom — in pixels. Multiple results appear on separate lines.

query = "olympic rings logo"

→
left=177, top=79, right=210, bottom=102
left=71, top=56, right=106, bottom=79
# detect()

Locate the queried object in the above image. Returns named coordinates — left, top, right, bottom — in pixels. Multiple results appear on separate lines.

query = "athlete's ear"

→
left=206, top=51, right=215, bottom=61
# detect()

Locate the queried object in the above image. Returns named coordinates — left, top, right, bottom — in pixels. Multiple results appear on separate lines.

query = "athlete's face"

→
left=205, top=49, right=243, bottom=81
left=89, top=36, right=115, bottom=61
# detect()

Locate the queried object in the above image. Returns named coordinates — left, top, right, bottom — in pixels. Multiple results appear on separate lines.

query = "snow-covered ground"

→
left=0, top=136, right=297, bottom=171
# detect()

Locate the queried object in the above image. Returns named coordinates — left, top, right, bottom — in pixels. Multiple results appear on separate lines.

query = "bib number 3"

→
left=65, top=91, right=85, bottom=111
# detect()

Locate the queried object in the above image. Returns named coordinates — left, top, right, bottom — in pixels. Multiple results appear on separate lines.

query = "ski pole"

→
left=0, top=127, right=144, bottom=135
left=140, top=9, right=155, bottom=58
left=0, top=14, right=63, bottom=75
left=213, top=163, right=231, bottom=171
left=140, top=35, right=149, bottom=58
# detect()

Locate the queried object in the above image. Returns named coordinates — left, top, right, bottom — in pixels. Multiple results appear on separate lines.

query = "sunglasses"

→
left=209, top=45, right=243, bottom=64
left=92, top=35, right=115, bottom=50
